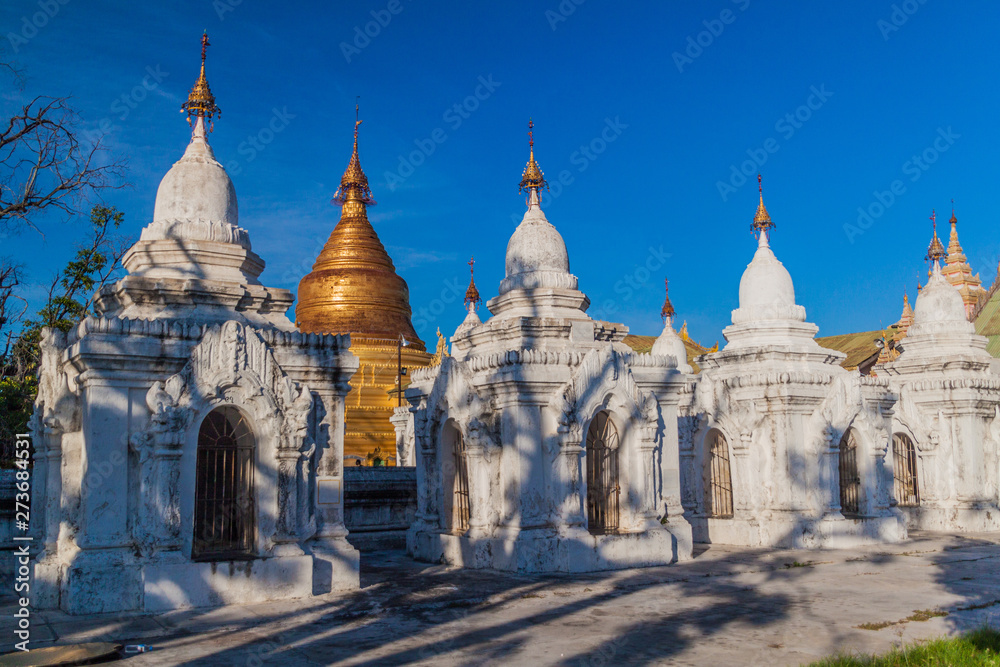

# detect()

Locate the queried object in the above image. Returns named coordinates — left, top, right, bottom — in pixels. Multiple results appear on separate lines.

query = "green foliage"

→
left=811, top=627, right=1000, bottom=666
left=0, top=205, right=126, bottom=464
left=0, top=375, right=35, bottom=466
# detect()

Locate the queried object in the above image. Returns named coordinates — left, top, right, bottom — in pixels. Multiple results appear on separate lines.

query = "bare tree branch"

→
left=0, top=258, right=27, bottom=358
left=0, top=95, right=128, bottom=235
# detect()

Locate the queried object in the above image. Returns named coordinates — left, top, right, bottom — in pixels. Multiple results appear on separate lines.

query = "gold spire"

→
left=464, top=256, right=481, bottom=312
left=332, top=102, right=377, bottom=210
left=895, top=292, right=914, bottom=340
left=940, top=201, right=985, bottom=318
left=925, top=209, right=946, bottom=263
left=519, top=118, right=548, bottom=195
left=181, top=31, right=221, bottom=129
left=660, top=278, right=675, bottom=322
left=296, top=107, right=422, bottom=346
left=947, top=201, right=963, bottom=259
left=430, top=328, right=450, bottom=366
left=751, top=174, right=775, bottom=238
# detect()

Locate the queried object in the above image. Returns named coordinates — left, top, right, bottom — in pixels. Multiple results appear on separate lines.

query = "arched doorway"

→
left=441, top=420, right=470, bottom=534
left=705, top=430, right=734, bottom=518
left=193, top=406, right=256, bottom=560
left=892, top=433, right=920, bottom=507
left=839, top=429, right=861, bottom=517
left=586, top=411, right=620, bottom=535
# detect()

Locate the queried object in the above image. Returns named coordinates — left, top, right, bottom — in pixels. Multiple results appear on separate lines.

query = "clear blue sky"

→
left=4, top=0, right=999, bottom=346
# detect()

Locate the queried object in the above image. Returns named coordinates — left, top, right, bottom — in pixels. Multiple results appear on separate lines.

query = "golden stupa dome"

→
left=296, top=115, right=424, bottom=349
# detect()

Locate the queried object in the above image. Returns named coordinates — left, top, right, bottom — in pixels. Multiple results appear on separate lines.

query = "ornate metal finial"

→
left=464, top=256, right=481, bottom=312
left=519, top=118, right=549, bottom=198
left=751, top=174, right=775, bottom=239
left=925, top=208, right=945, bottom=263
left=181, top=31, right=221, bottom=130
left=950, top=198, right=957, bottom=224
left=332, top=101, right=377, bottom=208
left=660, top=278, right=675, bottom=322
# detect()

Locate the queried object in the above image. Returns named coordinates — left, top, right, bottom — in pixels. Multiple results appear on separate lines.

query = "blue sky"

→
left=3, top=0, right=999, bottom=347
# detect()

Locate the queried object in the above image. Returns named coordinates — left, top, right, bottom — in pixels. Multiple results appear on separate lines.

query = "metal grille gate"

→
left=892, top=433, right=920, bottom=507
left=586, top=411, right=620, bottom=535
left=839, top=430, right=861, bottom=516
left=451, top=428, right=471, bottom=533
left=706, top=431, right=734, bottom=518
left=193, top=407, right=256, bottom=560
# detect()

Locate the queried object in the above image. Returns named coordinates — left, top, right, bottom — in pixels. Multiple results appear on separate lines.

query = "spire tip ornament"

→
left=180, top=31, right=221, bottom=130
left=660, top=278, right=675, bottom=323
left=519, top=118, right=549, bottom=203
left=464, top=256, right=481, bottom=312
left=751, top=174, right=775, bottom=241
left=332, top=101, right=377, bottom=209
left=925, top=208, right=946, bottom=264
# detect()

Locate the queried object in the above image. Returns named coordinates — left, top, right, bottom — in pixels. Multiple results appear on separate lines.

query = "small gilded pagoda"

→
left=940, top=207, right=986, bottom=317
left=296, top=112, right=431, bottom=463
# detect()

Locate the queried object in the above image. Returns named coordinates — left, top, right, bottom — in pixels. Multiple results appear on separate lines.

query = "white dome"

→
left=454, top=308, right=481, bottom=337
left=913, top=269, right=968, bottom=326
left=651, top=320, right=692, bottom=372
left=738, top=240, right=796, bottom=310
left=498, top=193, right=578, bottom=294
left=505, top=208, right=569, bottom=274
left=152, top=119, right=238, bottom=228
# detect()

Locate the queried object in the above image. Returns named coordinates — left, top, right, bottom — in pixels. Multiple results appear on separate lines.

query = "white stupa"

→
left=94, top=51, right=292, bottom=328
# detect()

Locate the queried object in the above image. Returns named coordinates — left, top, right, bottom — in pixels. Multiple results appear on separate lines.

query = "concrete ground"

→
left=3, top=532, right=1000, bottom=666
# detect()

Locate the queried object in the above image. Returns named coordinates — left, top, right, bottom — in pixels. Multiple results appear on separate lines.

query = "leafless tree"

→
left=0, top=260, right=26, bottom=358
left=0, top=95, right=127, bottom=234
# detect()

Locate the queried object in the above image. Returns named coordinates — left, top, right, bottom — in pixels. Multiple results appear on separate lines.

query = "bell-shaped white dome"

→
left=913, top=268, right=969, bottom=327
left=651, top=320, right=692, bottom=372
left=454, top=308, right=481, bottom=337
left=498, top=190, right=577, bottom=294
left=732, top=235, right=805, bottom=325
left=151, top=119, right=238, bottom=228
left=505, top=208, right=569, bottom=276
left=739, top=237, right=795, bottom=309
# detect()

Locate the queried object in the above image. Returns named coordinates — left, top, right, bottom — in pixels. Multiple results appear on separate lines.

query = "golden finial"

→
left=925, top=208, right=945, bottom=263
left=430, top=328, right=450, bottom=366
left=464, top=256, right=481, bottom=312
left=181, top=31, right=221, bottom=130
left=519, top=118, right=549, bottom=197
left=660, top=278, right=675, bottom=322
left=751, top=174, right=775, bottom=239
left=332, top=100, right=377, bottom=209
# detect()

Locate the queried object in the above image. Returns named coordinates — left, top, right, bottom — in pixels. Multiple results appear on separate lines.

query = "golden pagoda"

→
left=296, top=109, right=431, bottom=464
left=895, top=292, right=914, bottom=340
left=940, top=205, right=985, bottom=318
